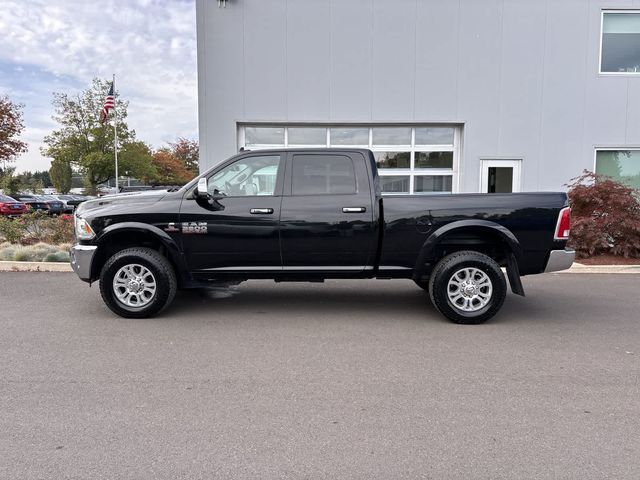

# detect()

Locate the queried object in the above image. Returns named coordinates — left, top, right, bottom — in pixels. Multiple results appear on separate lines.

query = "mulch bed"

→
left=577, top=254, right=640, bottom=265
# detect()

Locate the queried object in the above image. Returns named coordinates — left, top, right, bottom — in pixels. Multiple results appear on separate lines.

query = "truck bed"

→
left=381, top=192, right=568, bottom=275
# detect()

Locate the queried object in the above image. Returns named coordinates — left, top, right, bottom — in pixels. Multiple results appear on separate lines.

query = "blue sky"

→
left=0, top=0, right=198, bottom=172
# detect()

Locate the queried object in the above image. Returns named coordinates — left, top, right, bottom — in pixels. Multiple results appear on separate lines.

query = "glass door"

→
left=480, top=159, right=522, bottom=193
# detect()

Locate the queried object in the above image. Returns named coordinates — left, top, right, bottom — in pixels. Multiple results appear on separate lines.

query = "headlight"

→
left=75, top=216, right=95, bottom=240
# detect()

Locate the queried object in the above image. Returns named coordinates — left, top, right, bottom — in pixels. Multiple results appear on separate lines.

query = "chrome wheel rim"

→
left=112, top=264, right=157, bottom=308
left=447, top=267, right=493, bottom=312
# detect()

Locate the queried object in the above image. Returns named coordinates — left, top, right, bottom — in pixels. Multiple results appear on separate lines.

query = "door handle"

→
left=250, top=208, right=274, bottom=214
left=342, top=207, right=366, bottom=213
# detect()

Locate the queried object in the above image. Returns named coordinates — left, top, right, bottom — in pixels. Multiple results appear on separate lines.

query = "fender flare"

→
left=91, top=222, right=186, bottom=279
left=413, top=220, right=524, bottom=294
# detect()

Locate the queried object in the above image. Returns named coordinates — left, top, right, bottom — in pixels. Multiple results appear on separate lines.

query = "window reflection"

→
left=245, top=127, right=284, bottom=146
left=602, top=13, right=640, bottom=73
left=380, top=176, right=410, bottom=193
left=209, top=155, right=281, bottom=196
left=596, top=150, right=640, bottom=189
left=415, top=127, right=454, bottom=145
left=288, top=127, right=326, bottom=146
left=414, top=175, right=452, bottom=193
left=292, top=154, right=357, bottom=195
left=374, top=152, right=410, bottom=169
left=372, top=127, right=411, bottom=145
left=415, top=151, right=453, bottom=169
left=329, top=127, right=369, bottom=145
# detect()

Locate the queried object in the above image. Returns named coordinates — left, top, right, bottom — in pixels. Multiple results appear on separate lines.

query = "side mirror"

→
left=196, top=177, right=210, bottom=199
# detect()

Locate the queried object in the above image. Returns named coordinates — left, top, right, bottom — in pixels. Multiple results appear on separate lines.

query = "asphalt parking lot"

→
left=1, top=272, right=639, bottom=479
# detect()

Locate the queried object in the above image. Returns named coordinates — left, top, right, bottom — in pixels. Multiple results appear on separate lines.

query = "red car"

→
left=0, top=194, right=28, bottom=217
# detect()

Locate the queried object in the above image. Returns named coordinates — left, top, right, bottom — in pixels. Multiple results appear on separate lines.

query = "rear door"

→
left=179, top=152, right=284, bottom=272
left=279, top=151, right=376, bottom=271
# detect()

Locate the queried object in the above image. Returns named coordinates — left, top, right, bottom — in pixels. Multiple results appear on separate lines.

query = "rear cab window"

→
left=291, top=154, right=358, bottom=195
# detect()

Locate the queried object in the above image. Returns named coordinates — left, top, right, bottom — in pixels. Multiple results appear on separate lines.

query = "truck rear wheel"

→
left=99, top=247, right=177, bottom=318
left=428, top=251, right=506, bottom=324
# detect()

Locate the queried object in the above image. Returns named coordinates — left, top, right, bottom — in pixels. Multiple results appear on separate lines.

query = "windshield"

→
left=0, top=195, right=17, bottom=202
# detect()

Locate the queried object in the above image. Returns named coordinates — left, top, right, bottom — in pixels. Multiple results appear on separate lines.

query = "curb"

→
left=0, top=261, right=73, bottom=272
left=556, top=263, right=640, bottom=274
left=1, top=261, right=639, bottom=274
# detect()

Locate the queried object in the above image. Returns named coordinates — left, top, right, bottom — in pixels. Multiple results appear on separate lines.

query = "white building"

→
left=197, top=0, right=640, bottom=194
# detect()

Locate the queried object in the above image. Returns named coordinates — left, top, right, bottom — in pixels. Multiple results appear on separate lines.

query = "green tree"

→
left=32, top=170, right=52, bottom=187
left=49, top=159, right=72, bottom=193
left=118, top=141, right=156, bottom=183
left=42, top=78, right=155, bottom=194
left=11, top=170, right=51, bottom=193
left=0, top=167, right=20, bottom=195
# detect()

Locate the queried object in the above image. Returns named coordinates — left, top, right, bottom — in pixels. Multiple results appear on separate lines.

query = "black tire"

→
left=428, top=250, right=506, bottom=325
left=99, top=247, right=177, bottom=318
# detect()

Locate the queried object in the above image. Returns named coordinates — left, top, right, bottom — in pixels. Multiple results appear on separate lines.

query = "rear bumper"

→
left=544, top=248, right=575, bottom=273
left=70, top=244, right=97, bottom=282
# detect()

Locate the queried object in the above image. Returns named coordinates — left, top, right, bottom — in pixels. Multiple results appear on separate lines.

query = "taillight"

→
left=554, top=207, right=571, bottom=240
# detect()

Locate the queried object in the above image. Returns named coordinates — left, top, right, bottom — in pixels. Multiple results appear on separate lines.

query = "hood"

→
left=76, top=189, right=169, bottom=216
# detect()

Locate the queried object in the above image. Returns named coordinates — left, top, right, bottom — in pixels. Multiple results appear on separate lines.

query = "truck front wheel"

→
left=99, top=247, right=177, bottom=318
left=428, top=251, right=507, bottom=324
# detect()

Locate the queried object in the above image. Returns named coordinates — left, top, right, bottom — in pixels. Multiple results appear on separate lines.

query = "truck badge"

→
left=164, top=222, right=180, bottom=233
left=182, top=222, right=208, bottom=234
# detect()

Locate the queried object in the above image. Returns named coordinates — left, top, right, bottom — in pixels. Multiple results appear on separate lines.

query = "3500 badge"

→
left=182, top=222, right=208, bottom=234
left=164, top=222, right=208, bottom=234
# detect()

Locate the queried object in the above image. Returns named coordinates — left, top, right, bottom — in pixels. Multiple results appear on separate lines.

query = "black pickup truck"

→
left=71, top=149, right=574, bottom=324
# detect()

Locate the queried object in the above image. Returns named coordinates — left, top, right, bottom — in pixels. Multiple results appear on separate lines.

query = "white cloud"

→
left=0, top=0, right=198, bottom=172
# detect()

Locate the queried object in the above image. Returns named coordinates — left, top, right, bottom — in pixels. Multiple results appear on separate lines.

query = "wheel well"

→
left=90, top=230, right=178, bottom=282
left=416, top=227, right=514, bottom=281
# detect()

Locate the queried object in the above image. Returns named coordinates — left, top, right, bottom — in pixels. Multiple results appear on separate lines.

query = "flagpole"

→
left=113, top=73, right=118, bottom=193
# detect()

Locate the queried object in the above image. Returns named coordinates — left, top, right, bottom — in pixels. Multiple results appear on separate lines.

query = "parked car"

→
left=70, top=148, right=574, bottom=324
left=11, top=194, right=50, bottom=213
left=47, top=195, right=75, bottom=213
left=36, top=195, right=65, bottom=215
left=0, top=194, right=28, bottom=217
left=66, top=195, right=94, bottom=211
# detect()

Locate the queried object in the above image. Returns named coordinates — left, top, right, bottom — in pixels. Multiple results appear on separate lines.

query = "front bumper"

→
left=544, top=248, right=575, bottom=273
left=70, top=244, right=97, bottom=282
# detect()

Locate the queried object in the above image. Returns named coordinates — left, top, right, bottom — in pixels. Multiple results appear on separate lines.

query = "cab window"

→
left=292, top=154, right=357, bottom=195
left=208, top=155, right=281, bottom=196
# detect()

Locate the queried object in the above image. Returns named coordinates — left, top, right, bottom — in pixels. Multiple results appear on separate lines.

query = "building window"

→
left=244, top=126, right=284, bottom=148
left=329, top=127, right=369, bottom=146
left=287, top=127, right=326, bottom=146
left=601, top=11, right=640, bottom=74
left=595, top=150, right=640, bottom=189
left=238, top=125, right=460, bottom=194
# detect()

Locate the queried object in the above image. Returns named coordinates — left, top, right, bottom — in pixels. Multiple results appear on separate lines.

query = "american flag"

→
left=99, top=83, right=115, bottom=123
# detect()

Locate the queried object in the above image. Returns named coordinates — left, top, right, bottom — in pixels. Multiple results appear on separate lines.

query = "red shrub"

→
left=567, top=171, right=640, bottom=258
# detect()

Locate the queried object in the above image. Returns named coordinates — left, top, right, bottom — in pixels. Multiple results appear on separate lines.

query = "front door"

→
left=480, top=159, right=522, bottom=193
left=179, top=153, right=284, bottom=272
left=279, top=151, right=376, bottom=271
